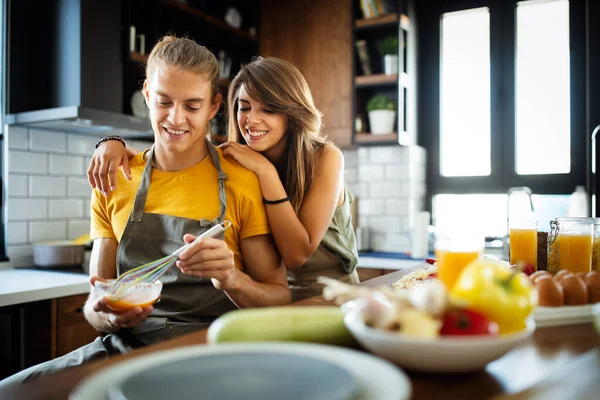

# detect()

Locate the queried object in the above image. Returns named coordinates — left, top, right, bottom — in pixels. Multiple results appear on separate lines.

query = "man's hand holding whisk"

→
left=88, top=276, right=154, bottom=330
left=176, top=234, right=237, bottom=291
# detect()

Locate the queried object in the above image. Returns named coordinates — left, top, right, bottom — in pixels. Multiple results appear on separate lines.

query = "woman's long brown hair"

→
left=227, top=57, right=331, bottom=214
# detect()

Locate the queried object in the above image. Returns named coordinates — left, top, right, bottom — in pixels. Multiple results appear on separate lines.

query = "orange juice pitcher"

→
left=435, top=234, right=483, bottom=290
left=509, top=220, right=538, bottom=270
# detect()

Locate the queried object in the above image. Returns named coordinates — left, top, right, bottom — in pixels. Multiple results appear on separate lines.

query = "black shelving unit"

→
left=351, top=3, right=410, bottom=146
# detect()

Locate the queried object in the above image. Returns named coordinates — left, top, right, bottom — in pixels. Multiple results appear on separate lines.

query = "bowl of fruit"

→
left=94, top=279, right=162, bottom=312
left=321, top=258, right=538, bottom=373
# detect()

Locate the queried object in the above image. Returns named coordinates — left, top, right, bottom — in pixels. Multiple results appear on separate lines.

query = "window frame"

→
left=0, top=0, right=7, bottom=261
left=420, top=0, right=587, bottom=199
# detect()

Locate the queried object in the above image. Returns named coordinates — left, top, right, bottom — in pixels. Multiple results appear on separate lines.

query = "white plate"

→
left=533, top=304, right=595, bottom=327
left=70, top=342, right=411, bottom=400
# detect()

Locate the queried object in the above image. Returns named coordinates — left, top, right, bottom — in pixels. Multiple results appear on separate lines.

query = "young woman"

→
left=88, top=57, right=359, bottom=302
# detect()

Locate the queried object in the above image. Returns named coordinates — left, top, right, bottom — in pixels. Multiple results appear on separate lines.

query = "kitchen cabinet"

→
left=0, top=294, right=99, bottom=380
left=123, top=0, right=260, bottom=140
left=52, top=294, right=99, bottom=358
left=260, top=0, right=353, bottom=148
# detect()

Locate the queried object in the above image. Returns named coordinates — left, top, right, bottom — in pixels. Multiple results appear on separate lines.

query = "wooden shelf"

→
left=356, top=73, right=397, bottom=87
left=164, top=0, right=257, bottom=42
left=355, top=132, right=399, bottom=145
left=355, top=13, right=399, bottom=29
left=130, top=52, right=148, bottom=64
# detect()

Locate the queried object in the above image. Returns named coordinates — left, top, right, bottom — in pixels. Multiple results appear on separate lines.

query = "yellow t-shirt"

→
left=90, top=146, right=270, bottom=272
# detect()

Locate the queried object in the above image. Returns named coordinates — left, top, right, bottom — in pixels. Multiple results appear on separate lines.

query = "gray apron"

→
left=287, top=186, right=359, bottom=302
left=121, top=138, right=236, bottom=345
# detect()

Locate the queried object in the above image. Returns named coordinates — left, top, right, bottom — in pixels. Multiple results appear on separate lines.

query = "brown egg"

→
left=535, top=276, right=564, bottom=307
left=584, top=272, right=600, bottom=304
left=553, top=270, right=572, bottom=282
left=575, top=272, right=588, bottom=281
left=559, top=275, right=588, bottom=305
left=530, top=271, right=552, bottom=284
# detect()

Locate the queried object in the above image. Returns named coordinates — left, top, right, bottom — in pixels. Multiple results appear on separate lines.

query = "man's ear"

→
left=210, top=92, right=222, bottom=119
left=142, top=80, right=150, bottom=106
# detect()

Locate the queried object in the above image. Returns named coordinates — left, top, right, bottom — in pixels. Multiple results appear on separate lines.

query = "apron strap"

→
left=131, top=146, right=155, bottom=223
left=205, top=137, right=228, bottom=222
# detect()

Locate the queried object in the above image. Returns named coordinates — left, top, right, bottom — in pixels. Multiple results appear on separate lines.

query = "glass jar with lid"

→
left=593, top=218, right=600, bottom=273
left=547, top=217, right=594, bottom=275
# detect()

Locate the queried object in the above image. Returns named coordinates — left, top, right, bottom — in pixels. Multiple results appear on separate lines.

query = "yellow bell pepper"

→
left=449, top=259, right=538, bottom=334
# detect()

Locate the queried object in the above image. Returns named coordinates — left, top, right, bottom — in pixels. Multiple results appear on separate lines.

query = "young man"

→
left=0, top=36, right=289, bottom=393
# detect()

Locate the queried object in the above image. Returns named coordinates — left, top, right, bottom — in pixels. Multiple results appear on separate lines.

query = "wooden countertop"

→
left=9, top=270, right=600, bottom=400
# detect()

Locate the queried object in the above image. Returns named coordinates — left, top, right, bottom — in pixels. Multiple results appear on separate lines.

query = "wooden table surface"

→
left=9, top=270, right=600, bottom=400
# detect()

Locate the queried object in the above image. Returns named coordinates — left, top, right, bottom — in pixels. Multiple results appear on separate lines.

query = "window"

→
left=419, top=0, right=586, bottom=237
left=440, top=8, right=491, bottom=177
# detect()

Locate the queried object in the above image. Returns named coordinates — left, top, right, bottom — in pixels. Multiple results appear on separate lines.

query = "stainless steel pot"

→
left=33, top=241, right=86, bottom=267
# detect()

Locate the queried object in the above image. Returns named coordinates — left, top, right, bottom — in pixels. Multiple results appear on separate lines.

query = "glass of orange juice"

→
left=509, top=220, right=538, bottom=270
left=435, top=233, right=484, bottom=290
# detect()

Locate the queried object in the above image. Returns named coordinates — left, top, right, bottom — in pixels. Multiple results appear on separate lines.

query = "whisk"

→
left=109, top=220, right=232, bottom=298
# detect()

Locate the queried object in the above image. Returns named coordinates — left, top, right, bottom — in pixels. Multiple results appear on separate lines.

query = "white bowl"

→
left=344, top=310, right=535, bottom=373
left=94, top=279, right=162, bottom=312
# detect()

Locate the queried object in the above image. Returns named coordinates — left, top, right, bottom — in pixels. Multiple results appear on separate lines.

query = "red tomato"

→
left=440, top=309, right=499, bottom=336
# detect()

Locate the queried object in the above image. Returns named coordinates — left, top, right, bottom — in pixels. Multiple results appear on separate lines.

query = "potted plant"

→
left=378, top=36, right=399, bottom=75
left=367, top=95, right=396, bottom=135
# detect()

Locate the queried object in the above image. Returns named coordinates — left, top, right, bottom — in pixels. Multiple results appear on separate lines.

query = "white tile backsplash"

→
left=49, top=199, right=84, bottom=219
left=344, top=167, right=358, bottom=183
left=367, top=146, right=406, bottom=164
left=8, top=174, right=28, bottom=197
left=7, top=222, right=28, bottom=245
left=68, top=134, right=99, bottom=155
left=68, top=177, right=93, bottom=197
left=68, top=219, right=91, bottom=239
left=30, top=175, right=67, bottom=197
left=29, top=129, right=68, bottom=153
left=369, top=181, right=407, bottom=198
left=358, top=198, right=384, bottom=216
left=7, top=198, right=48, bottom=221
left=49, top=154, right=85, bottom=175
left=7, top=126, right=29, bottom=150
left=358, top=164, right=385, bottom=181
left=345, top=144, right=427, bottom=254
left=9, top=151, right=48, bottom=174
left=6, top=245, right=34, bottom=266
left=4, top=125, right=98, bottom=266
left=29, top=220, right=68, bottom=242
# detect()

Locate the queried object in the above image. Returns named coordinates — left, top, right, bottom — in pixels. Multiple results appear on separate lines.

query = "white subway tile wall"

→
left=5, top=125, right=153, bottom=267
left=344, top=145, right=427, bottom=253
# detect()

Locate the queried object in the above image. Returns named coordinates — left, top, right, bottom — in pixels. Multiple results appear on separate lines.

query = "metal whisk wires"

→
left=108, top=221, right=232, bottom=298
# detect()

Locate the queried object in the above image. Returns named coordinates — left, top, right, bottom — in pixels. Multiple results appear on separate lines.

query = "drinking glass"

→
left=435, top=233, right=484, bottom=290
left=509, top=220, right=538, bottom=270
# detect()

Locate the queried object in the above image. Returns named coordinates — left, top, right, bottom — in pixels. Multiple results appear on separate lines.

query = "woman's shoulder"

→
left=314, top=143, right=344, bottom=170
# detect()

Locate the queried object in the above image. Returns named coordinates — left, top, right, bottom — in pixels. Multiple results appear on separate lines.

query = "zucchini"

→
left=206, top=306, right=355, bottom=346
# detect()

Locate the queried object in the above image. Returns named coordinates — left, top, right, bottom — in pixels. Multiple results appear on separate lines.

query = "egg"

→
left=584, top=272, right=600, bottom=304
left=553, top=270, right=572, bottom=282
left=559, top=275, right=588, bottom=305
left=575, top=272, right=588, bottom=281
left=534, top=276, right=564, bottom=307
left=530, top=270, right=552, bottom=284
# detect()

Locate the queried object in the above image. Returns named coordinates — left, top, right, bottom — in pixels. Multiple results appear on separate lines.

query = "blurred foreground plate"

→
left=70, top=342, right=411, bottom=400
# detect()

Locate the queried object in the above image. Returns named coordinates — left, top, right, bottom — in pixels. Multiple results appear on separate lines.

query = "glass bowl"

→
left=94, top=279, right=162, bottom=312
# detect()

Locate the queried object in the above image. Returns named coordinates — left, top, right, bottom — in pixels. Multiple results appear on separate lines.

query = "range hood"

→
left=6, top=106, right=152, bottom=138
left=6, top=0, right=153, bottom=139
